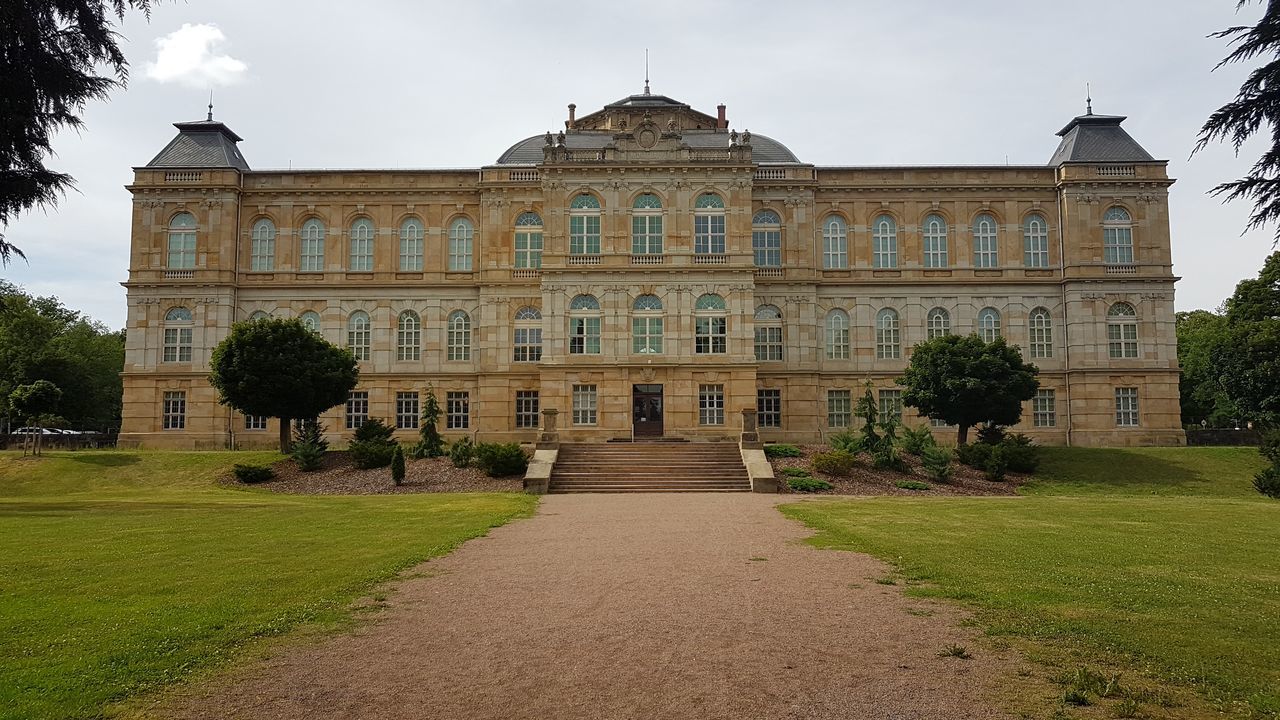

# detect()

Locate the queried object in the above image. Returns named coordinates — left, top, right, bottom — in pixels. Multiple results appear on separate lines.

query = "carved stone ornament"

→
left=640, top=368, right=656, bottom=382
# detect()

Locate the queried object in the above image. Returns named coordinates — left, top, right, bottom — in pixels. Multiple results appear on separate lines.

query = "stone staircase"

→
left=547, top=442, right=752, bottom=493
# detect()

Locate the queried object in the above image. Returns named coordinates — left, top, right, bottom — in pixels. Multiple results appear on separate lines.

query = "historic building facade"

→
left=120, top=90, right=1184, bottom=448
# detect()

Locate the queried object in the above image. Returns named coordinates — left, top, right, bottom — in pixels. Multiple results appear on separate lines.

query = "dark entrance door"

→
left=632, top=384, right=663, bottom=438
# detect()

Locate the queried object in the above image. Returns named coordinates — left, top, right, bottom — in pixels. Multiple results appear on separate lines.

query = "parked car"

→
left=12, top=427, right=66, bottom=435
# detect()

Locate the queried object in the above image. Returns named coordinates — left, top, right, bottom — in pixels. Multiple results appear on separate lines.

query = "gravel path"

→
left=166, top=494, right=1017, bottom=720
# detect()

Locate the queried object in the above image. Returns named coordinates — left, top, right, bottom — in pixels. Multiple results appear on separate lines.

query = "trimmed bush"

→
left=984, top=444, right=1009, bottom=481
left=291, top=419, right=328, bottom=472
left=409, top=389, right=446, bottom=459
left=788, top=476, right=834, bottom=492
left=811, top=449, right=857, bottom=476
left=391, top=445, right=406, bottom=485
left=473, top=442, right=529, bottom=477
left=1261, top=429, right=1280, bottom=467
left=449, top=437, right=474, bottom=468
left=921, top=445, right=954, bottom=483
left=1255, top=466, right=1280, bottom=498
left=763, top=444, right=803, bottom=458
left=828, top=431, right=862, bottom=454
left=900, top=424, right=936, bottom=456
left=350, top=418, right=397, bottom=469
left=955, top=442, right=993, bottom=470
left=780, top=466, right=813, bottom=478
left=999, top=433, right=1041, bottom=473
left=976, top=424, right=1007, bottom=445
left=895, top=480, right=931, bottom=491
left=292, top=442, right=325, bottom=472
left=232, top=463, right=274, bottom=484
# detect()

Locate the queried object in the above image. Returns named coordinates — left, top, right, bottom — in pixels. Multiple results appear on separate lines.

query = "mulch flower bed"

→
left=227, top=451, right=523, bottom=495
left=770, top=445, right=1025, bottom=496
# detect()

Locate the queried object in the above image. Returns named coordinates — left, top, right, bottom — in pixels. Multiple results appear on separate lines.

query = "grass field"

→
left=781, top=446, right=1279, bottom=718
left=0, top=451, right=537, bottom=720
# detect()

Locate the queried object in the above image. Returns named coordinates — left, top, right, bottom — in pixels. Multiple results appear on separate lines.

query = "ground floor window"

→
left=1033, top=389, right=1056, bottom=427
left=878, top=389, right=902, bottom=424
left=572, top=385, right=597, bottom=425
left=346, top=391, right=369, bottom=429
left=699, top=384, right=725, bottom=425
left=930, top=417, right=950, bottom=429
left=244, top=414, right=267, bottom=430
left=827, top=389, right=851, bottom=428
left=757, top=389, right=781, bottom=428
left=162, top=391, right=186, bottom=430
left=515, top=391, right=540, bottom=429
left=1115, top=387, right=1139, bottom=427
left=447, top=391, right=470, bottom=430
left=396, top=391, right=420, bottom=430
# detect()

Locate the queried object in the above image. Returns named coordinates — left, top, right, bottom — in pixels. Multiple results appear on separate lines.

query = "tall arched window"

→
left=448, top=218, right=474, bottom=271
left=349, top=218, right=374, bottom=271
left=299, top=310, right=321, bottom=333
left=514, top=212, right=543, bottom=269
left=514, top=306, right=543, bottom=362
left=1103, top=207, right=1134, bottom=265
left=872, top=214, right=898, bottom=269
left=876, top=308, right=901, bottom=359
left=632, top=294, right=664, bottom=354
left=1107, top=302, right=1138, bottom=358
left=694, top=293, right=727, bottom=354
left=825, top=309, right=850, bottom=360
left=569, top=294, right=601, bottom=354
left=569, top=194, right=601, bottom=256
left=973, top=213, right=999, bottom=268
left=754, top=305, right=783, bottom=362
left=927, top=307, right=951, bottom=339
left=631, top=195, right=663, bottom=255
left=694, top=193, right=726, bottom=255
left=397, top=310, right=421, bottom=361
left=1029, top=307, right=1053, bottom=358
left=752, top=210, right=782, bottom=267
left=167, top=212, right=197, bottom=269
left=347, top=311, right=370, bottom=361
left=447, top=310, right=471, bottom=361
left=250, top=218, right=276, bottom=271
left=162, top=307, right=193, bottom=362
left=300, top=218, right=326, bottom=272
left=978, top=307, right=1001, bottom=342
left=922, top=214, right=948, bottom=268
left=1024, top=214, right=1049, bottom=268
left=822, top=216, right=848, bottom=269
left=400, top=218, right=424, bottom=271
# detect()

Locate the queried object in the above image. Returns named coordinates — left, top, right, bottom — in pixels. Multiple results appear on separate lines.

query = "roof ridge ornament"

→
left=207, top=89, right=214, bottom=121
left=644, top=49, right=650, bottom=96
left=1086, top=82, right=1093, bottom=115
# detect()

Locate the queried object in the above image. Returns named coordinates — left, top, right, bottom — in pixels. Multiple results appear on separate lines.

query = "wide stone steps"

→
left=548, top=442, right=751, bottom=494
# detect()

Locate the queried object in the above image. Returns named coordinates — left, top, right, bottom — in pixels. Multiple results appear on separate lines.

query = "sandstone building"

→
left=120, top=89, right=1184, bottom=448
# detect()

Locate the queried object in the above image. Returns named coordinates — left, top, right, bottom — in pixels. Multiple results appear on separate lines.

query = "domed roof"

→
left=496, top=129, right=800, bottom=165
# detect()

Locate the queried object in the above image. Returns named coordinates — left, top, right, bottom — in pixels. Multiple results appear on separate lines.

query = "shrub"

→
left=449, top=437, right=474, bottom=468
left=984, top=444, right=1009, bottom=481
left=811, top=449, right=857, bottom=476
left=350, top=418, right=397, bottom=469
left=976, top=424, right=1007, bottom=445
left=391, top=445, right=405, bottom=485
left=473, top=442, right=529, bottom=477
left=763, top=443, right=802, bottom=458
left=788, top=476, right=833, bottom=492
left=1255, top=466, right=1280, bottom=498
left=232, top=463, right=274, bottom=484
left=1261, top=429, right=1280, bottom=466
left=292, top=441, right=325, bottom=472
left=896, top=480, right=930, bottom=491
left=921, top=445, right=954, bottom=483
left=1000, top=433, right=1041, bottom=473
left=780, top=466, right=813, bottom=477
left=856, top=384, right=880, bottom=447
left=291, top=419, right=328, bottom=472
left=899, top=424, right=936, bottom=456
left=872, top=439, right=908, bottom=472
left=410, top=389, right=446, bottom=459
left=955, top=442, right=993, bottom=469
left=828, top=431, right=862, bottom=454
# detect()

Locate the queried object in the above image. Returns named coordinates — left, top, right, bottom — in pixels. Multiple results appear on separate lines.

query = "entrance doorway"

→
left=632, top=384, right=663, bottom=438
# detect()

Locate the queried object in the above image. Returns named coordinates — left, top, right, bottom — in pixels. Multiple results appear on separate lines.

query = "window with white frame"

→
left=978, top=307, right=1001, bottom=342
left=300, top=218, right=325, bottom=272
left=396, top=391, right=420, bottom=429
left=400, top=218, right=424, bottom=271
left=1033, top=389, right=1056, bottom=427
left=448, top=218, right=474, bottom=271
left=347, top=311, right=371, bottom=361
left=878, top=389, right=902, bottom=424
left=446, top=391, right=470, bottom=429
left=694, top=293, right=727, bottom=354
left=569, top=294, right=601, bottom=354
left=569, top=194, right=601, bottom=256
left=250, top=218, right=276, bottom=271
left=163, top=307, right=193, bottom=363
left=826, top=309, right=850, bottom=360
left=694, top=193, right=726, bottom=254
left=631, top=195, right=663, bottom=255
left=752, top=210, right=781, bottom=267
left=1107, top=302, right=1138, bottom=358
left=872, top=214, right=898, bottom=268
left=349, top=218, right=374, bottom=271
left=572, top=384, right=597, bottom=425
left=757, top=389, right=781, bottom=428
left=1115, top=387, right=1139, bottom=426
left=299, top=310, right=320, bottom=333
left=167, top=212, right=197, bottom=269
left=698, top=384, right=725, bottom=425
left=822, top=215, right=848, bottom=269
left=513, top=306, right=543, bottom=362
left=244, top=414, right=267, bottom=431
left=631, top=295, right=663, bottom=354
left=1029, top=307, right=1053, bottom=358
left=1103, top=207, right=1134, bottom=265
left=397, top=310, right=421, bottom=361
left=973, top=213, right=999, bottom=268
left=1024, top=214, right=1049, bottom=268
left=754, top=305, right=783, bottom=362
left=248, top=311, right=269, bottom=322
left=515, top=390, right=540, bottom=429
left=927, top=307, right=951, bottom=340
left=514, top=212, right=543, bottom=269
left=448, top=310, right=471, bottom=361
left=345, top=391, right=369, bottom=429
left=162, top=390, right=186, bottom=429
left=876, top=308, right=901, bottom=359
left=827, top=389, right=852, bottom=428
left=922, top=213, right=949, bottom=268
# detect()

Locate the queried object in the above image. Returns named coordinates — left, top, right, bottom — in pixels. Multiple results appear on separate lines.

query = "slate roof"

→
left=496, top=129, right=801, bottom=165
left=146, top=120, right=250, bottom=170
left=1049, top=114, right=1155, bottom=165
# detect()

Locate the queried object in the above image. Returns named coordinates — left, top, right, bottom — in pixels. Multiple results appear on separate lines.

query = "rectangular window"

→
left=931, top=417, right=950, bottom=429
left=1115, top=387, right=1139, bottom=427
left=757, top=389, right=781, bottom=428
left=1104, top=228, right=1134, bottom=265
left=446, top=391, right=470, bottom=430
left=1025, top=231, right=1049, bottom=268
left=515, top=230, right=543, bottom=269
left=251, top=238, right=274, bottom=272
left=162, top=391, right=186, bottom=430
left=974, top=235, right=999, bottom=268
left=515, top=391, right=540, bottom=429
left=513, top=328, right=543, bottom=362
left=572, top=385, right=597, bottom=425
left=349, top=239, right=373, bottom=272
left=827, top=389, right=852, bottom=428
left=345, top=391, right=369, bottom=430
left=695, top=316, right=727, bottom=354
left=449, top=236, right=472, bottom=271
left=569, top=317, right=601, bottom=354
left=632, top=215, right=663, bottom=255
left=162, top=328, right=193, bottom=363
left=1033, top=389, right=1056, bottom=427
left=400, top=233, right=423, bottom=271
left=873, top=237, right=897, bottom=269
left=698, top=384, right=725, bottom=425
left=569, top=215, right=601, bottom=255
left=823, top=227, right=847, bottom=269
left=168, top=231, right=196, bottom=269
left=632, top=317, right=663, bottom=354
left=694, top=214, right=726, bottom=254
left=878, top=389, right=902, bottom=424
left=396, top=391, right=420, bottom=430
left=300, top=236, right=324, bottom=272
left=754, top=326, right=783, bottom=362
left=244, top=414, right=267, bottom=431
left=923, top=232, right=948, bottom=268
left=1108, top=322, right=1139, bottom=359
left=753, top=228, right=781, bottom=267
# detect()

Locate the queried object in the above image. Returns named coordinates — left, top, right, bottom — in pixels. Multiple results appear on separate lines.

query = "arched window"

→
left=569, top=194, right=601, bottom=256
left=300, top=218, right=326, bottom=272
left=400, top=218, right=424, bottom=271
left=752, top=210, right=782, bottom=268
left=927, top=307, right=951, bottom=339
left=349, top=218, right=374, bottom=271
left=448, top=218, right=474, bottom=271
left=631, top=195, right=663, bottom=256
left=822, top=216, right=848, bottom=269
left=248, top=310, right=269, bottom=322
left=754, top=304, right=783, bottom=362
left=1107, top=302, right=1138, bottom=358
left=826, top=310, right=850, bottom=360
left=299, top=311, right=321, bottom=333
left=250, top=218, right=276, bottom=271
left=347, top=311, right=371, bottom=361
left=694, top=293, right=727, bottom=354
left=447, top=310, right=471, bottom=361
left=922, top=214, right=948, bottom=268
left=397, top=310, right=421, bottom=361
left=1103, top=207, right=1134, bottom=265
left=872, top=214, right=898, bottom=269
left=1024, top=214, right=1049, bottom=268
left=514, top=212, right=543, bottom=269
left=978, top=307, right=1001, bottom=342
left=973, top=213, right=999, bottom=268
left=876, top=308, right=901, bottom=359
left=632, top=294, right=663, bottom=354
left=1029, top=307, right=1053, bottom=358
left=568, top=294, right=601, bottom=354
left=694, top=193, right=726, bottom=255
left=162, top=307, right=193, bottom=362
left=513, top=306, right=543, bottom=362
left=167, top=212, right=197, bottom=269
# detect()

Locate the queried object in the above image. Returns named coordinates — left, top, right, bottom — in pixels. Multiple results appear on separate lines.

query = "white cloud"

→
left=144, top=23, right=247, bottom=87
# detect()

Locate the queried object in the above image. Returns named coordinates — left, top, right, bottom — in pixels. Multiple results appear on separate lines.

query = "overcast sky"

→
left=4, top=0, right=1275, bottom=329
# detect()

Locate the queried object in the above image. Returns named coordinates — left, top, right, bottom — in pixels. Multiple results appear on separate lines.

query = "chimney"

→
left=568, top=103, right=577, bottom=128
left=717, top=104, right=727, bottom=130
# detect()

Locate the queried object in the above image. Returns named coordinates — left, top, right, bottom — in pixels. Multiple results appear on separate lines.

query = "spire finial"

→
left=207, top=89, right=214, bottom=121
left=644, top=49, right=650, bottom=95
left=1086, top=82, right=1092, bottom=115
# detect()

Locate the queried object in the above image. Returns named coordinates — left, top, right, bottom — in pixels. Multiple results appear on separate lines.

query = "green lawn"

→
left=781, top=447, right=1279, bottom=718
left=0, top=451, right=537, bottom=720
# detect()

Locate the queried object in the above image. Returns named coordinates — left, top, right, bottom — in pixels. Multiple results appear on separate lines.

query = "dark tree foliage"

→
left=898, top=334, right=1040, bottom=445
left=1194, top=0, right=1280, bottom=242
left=0, top=0, right=153, bottom=264
left=208, top=318, right=359, bottom=452
left=1176, top=309, right=1238, bottom=426
left=1213, top=255, right=1280, bottom=426
left=9, top=379, right=62, bottom=424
